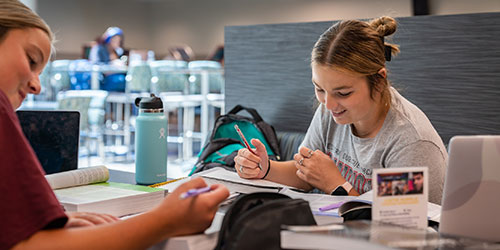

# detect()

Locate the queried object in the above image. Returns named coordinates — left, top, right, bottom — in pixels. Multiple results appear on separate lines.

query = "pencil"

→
left=149, top=177, right=186, bottom=188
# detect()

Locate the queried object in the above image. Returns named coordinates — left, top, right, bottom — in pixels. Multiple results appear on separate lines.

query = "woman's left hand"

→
left=65, top=211, right=119, bottom=228
left=293, top=146, right=345, bottom=194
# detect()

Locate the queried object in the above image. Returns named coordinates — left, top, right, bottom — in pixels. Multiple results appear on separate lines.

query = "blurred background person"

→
left=89, top=26, right=127, bottom=92
left=89, top=26, right=126, bottom=65
left=207, top=45, right=224, bottom=66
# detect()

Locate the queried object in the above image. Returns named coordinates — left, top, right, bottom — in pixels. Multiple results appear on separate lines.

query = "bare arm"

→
left=265, top=160, right=313, bottom=191
left=294, top=147, right=360, bottom=196
left=64, top=212, right=118, bottom=228
left=234, top=138, right=312, bottom=191
left=13, top=178, right=229, bottom=250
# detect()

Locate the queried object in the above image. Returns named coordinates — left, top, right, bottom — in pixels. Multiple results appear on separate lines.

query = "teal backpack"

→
left=189, top=105, right=281, bottom=175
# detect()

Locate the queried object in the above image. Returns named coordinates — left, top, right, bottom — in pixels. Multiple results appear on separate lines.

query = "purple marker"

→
left=318, top=201, right=346, bottom=212
left=180, top=186, right=212, bottom=199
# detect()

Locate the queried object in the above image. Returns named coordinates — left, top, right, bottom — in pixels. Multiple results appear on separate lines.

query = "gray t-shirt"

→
left=300, top=88, right=448, bottom=204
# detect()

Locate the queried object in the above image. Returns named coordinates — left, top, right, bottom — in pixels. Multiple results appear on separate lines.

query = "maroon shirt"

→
left=0, top=91, right=67, bottom=249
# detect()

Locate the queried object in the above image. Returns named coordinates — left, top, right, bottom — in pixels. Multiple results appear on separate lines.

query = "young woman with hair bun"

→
left=235, top=16, right=447, bottom=204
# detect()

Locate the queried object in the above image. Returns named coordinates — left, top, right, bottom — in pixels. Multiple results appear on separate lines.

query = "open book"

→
left=46, top=166, right=166, bottom=217
left=154, top=167, right=297, bottom=194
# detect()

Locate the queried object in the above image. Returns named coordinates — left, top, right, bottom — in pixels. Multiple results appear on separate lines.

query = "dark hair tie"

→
left=380, top=36, right=392, bottom=61
left=385, top=45, right=392, bottom=61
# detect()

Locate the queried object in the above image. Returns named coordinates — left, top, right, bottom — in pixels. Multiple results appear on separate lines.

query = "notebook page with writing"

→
left=197, top=167, right=294, bottom=190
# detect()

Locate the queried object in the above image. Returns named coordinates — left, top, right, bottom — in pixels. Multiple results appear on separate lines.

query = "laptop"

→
left=16, top=110, right=80, bottom=175
left=440, top=135, right=500, bottom=242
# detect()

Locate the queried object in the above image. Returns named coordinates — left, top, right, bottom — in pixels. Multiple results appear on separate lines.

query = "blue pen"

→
left=180, top=186, right=212, bottom=199
left=318, top=201, right=345, bottom=212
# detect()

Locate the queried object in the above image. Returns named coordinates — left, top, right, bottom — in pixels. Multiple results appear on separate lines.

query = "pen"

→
left=180, top=186, right=212, bottom=199
left=234, top=124, right=262, bottom=170
left=318, top=201, right=346, bottom=212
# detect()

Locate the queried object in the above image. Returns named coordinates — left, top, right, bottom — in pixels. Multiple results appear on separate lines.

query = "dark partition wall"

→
left=225, top=13, right=500, bottom=144
left=225, top=21, right=330, bottom=133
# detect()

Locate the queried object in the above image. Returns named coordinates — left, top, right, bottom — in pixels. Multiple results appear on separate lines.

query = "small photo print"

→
left=376, top=171, right=424, bottom=197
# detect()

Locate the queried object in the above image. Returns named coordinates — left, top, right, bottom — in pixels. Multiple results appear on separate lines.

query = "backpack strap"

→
left=227, top=105, right=263, bottom=123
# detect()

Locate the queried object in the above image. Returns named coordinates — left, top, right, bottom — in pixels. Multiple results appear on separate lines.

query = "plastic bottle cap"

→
left=135, top=94, right=163, bottom=109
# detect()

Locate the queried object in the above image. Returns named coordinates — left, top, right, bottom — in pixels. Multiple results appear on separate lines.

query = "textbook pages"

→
left=46, top=166, right=166, bottom=217
left=46, top=165, right=110, bottom=189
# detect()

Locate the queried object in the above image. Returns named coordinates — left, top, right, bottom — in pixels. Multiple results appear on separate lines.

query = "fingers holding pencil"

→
left=234, top=124, right=261, bottom=170
left=234, top=139, right=269, bottom=179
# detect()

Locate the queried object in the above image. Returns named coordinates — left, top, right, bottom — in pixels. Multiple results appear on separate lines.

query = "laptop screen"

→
left=16, top=110, right=80, bottom=175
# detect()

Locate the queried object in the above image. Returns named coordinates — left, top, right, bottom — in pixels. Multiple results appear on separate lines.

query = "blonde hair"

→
left=311, top=16, right=399, bottom=104
left=0, top=0, right=53, bottom=43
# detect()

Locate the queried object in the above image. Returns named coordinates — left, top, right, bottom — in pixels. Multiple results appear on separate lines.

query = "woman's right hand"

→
left=153, top=177, right=229, bottom=237
left=234, top=138, right=269, bottom=179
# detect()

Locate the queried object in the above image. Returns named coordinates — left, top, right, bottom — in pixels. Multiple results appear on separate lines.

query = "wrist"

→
left=141, top=207, right=178, bottom=239
left=330, top=181, right=353, bottom=196
left=260, top=159, right=271, bottom=179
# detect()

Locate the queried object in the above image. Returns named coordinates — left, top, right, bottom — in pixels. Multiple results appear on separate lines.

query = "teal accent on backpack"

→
left=189, top=105, right=281, bottom=175
left=214, top=121, right=276, bottom=156
left=204, top=143, right=244, bottom=165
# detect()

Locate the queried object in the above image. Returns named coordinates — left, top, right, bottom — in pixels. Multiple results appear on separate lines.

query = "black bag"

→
left=214, top=192, right=317, bottom=250
left=189, top=105, right=281, bottom=175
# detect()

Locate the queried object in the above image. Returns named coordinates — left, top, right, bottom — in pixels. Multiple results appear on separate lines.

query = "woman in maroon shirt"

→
left=0, top=1, right=229, bottom=249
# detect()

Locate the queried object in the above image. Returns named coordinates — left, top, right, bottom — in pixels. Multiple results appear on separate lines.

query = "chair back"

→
left=68, top=59, right=93, bottom=90
left=150, top=60, right=188, bottom=94
left=50, top=60, right=71, bottom=92
left=36, top=61, right=53, bottom=101
left=57, top=92, right=92, bottom=131
left=57, top=90, right=109, bottom=131
left=126, top=62, right=152, bottom=93
left=188, top=60, right=224, bottom=94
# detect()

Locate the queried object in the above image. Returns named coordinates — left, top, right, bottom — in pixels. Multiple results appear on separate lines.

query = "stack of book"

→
left=45, top=166, right=166, bottom=217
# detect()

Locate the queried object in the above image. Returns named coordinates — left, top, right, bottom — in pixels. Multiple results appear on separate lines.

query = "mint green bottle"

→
left=134, top=94, right=167, bottom=185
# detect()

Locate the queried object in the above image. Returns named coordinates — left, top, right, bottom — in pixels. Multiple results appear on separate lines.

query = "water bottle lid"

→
left=135, top=94, right=163, bottom=109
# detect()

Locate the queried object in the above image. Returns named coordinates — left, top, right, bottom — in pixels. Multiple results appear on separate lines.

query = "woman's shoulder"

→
left=383, top=88, right=446, bottom=149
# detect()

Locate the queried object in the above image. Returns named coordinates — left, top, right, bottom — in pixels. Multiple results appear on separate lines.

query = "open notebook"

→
left=17, top=110, right=80, bottom=174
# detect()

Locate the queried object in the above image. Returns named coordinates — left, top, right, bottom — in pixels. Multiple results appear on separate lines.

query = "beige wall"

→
left=36, top=0, right=500, bottom=59
left=430, top=0, right=500, bottom=15
left=38, top=0, right=153, bottom=59
left=148, top=0, right=411, bottom=59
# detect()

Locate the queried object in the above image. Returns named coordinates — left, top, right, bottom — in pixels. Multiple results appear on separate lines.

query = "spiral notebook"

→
left=17, top=110, right=80, bottom=175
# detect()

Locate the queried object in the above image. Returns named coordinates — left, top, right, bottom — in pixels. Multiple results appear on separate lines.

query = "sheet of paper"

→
left=427, top=202, right=441, bottom=222
left=196, top=167, right=294, bottom=189
left=202, top=176, right=281, bottom=194
left=372, top=167, right=428, bottom=229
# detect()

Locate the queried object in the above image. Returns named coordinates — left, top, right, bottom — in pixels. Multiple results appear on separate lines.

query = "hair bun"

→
left=369, top=16, right=397, bottom=37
